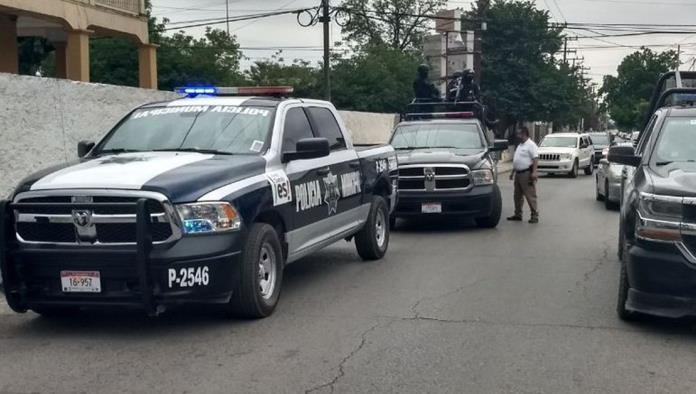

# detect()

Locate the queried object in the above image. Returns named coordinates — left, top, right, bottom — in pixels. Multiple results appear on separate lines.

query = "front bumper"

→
left=393, top=185, right=496, bottom=218
left=625, top=241, right=696, bottom=318
left=1, top=200, right=243, bottom=315
left=538, top=160, right=573, bottom=174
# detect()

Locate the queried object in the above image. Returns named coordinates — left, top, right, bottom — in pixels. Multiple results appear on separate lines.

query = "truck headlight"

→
left=559, top=153, right=572, bottom=161
left=636, top=192, right=682, bottom=242
left=471, top=169, right=494, bottom=186
left=176, top=202, right=241, bottom=234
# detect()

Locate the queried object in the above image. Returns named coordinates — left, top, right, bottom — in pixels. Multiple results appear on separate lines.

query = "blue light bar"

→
left=175, top=86, right=218, bottom=96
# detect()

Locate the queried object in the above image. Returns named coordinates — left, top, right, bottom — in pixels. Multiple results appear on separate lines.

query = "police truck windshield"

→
left=540, top=136, right=578, bottom=148
left=98, top=105, right=275, bottom=155
left=391, top=123, right=485, bottom=151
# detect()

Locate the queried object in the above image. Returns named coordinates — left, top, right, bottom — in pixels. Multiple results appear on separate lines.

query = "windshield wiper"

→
left=152, top=148, right=234, bottom=155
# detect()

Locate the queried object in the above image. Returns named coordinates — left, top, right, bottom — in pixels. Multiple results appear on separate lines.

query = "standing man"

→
left=507, top=126, right=540, bottom=223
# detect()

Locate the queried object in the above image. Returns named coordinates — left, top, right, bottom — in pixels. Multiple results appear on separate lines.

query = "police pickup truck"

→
left=0, top=86, right=397, bottom=319
left=389, top=101, right=508, bottom=228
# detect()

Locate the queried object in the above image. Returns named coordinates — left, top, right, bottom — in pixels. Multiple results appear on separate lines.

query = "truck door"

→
left=281, top=107, right=327, bottom=233
left=305, top=106, right=363, bottom=221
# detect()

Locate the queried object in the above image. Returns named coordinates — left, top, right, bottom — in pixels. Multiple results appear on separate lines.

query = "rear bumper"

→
left=1, top=200, right=243, bottom=315
left=393, top=185, right=496, bottom=218
left=625, top=242, right=696, bottom=318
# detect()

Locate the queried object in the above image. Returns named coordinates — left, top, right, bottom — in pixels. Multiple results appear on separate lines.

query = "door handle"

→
left=316, top=166, right=331, bottom=176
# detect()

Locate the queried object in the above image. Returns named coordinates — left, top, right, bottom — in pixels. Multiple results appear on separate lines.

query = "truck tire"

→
left=584, top=160, right=593, bottom=175
left=229, top=223, right=283, bottom=318
left=595, top=176, right=604, bottom=201
left=568, top=160, right=578, bottom=178
left=605, top=180, right=617, bottom=210
left=475, top=185, right=502, bottom=228
left=355, top=196, right=390, bottom=261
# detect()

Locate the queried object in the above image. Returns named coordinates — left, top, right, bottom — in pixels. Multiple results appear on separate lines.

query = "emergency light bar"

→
left=175, top=86, right=294, bottom=97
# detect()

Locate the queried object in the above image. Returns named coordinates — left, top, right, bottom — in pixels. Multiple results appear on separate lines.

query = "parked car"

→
left=0, top=86, right=397, bottom=319
left=596, top=142, right=631, bottom=209
left=611, top=77, right=696, bottom=320
left=588, top=132, right=613, bottom=167
left=389, top=114, right=508, bottom=229
left=537, top=133, right=594, bottom=177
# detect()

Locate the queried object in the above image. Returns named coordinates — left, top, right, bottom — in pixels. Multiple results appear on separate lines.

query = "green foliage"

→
left=340, top=0, right=446, bottom=50
left=600, top=48, right=679, bottom=131
left=245, top=55, right=322, bottom=98
left=471, top=0, right=596, bottom=129
left=156, top=28, right=244, bottom=91
left=331, top=43, right=423, bottom=112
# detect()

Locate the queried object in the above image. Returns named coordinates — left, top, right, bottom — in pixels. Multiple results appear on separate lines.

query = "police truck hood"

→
left=15, top=151, right=267, bottom=203
left=396, top=148, right=486, bottom=167
left=648, top=163, right=696, bottom=198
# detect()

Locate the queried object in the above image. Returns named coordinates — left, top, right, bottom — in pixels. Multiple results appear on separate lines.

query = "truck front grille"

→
left=13, top=192, right=179, bottom=245
left=391, top=165, right=471, bottom=191
left=539, top=153, right=560, bottom=161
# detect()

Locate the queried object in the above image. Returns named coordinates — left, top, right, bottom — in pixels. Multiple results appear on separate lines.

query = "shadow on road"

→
left=1, top=246, right=367, bottom=338
left=393, top=216, right=481, bottom=233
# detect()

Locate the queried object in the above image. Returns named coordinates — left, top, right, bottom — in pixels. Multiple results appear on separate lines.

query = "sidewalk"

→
left=497, top=160, right=513, bottom=174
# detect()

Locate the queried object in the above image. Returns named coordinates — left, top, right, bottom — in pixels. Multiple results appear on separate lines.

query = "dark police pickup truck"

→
left=389, top=102, right=508, bottom=228
left=0, top=87, right=397, bottom=319
left=610, top=72, right=696, bottom=320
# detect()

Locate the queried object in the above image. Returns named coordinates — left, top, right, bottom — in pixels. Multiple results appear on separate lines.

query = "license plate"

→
left=61, top=271, right=101, bottom=293
left=421, top=202, right=442, bottom=214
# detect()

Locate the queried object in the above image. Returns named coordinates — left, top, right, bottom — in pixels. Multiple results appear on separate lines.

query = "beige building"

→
left=0, top=0, right=157, bottom=88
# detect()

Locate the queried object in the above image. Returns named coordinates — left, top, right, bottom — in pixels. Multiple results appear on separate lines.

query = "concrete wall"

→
left=339, top=110, right=396, bottom=145
left=0, top=73, right=178, bottom=197
left=0, top=73, right=397, bottom=198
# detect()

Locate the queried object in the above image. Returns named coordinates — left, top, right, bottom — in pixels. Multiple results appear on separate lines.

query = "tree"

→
left=464, top=0, right=600, bottom=131
left=601, top=48, right=679, bottom=131
left=331, top=42, right=422, bottom=112
left=339, top=0, right=446, bottom=51
left=245, top=54, right=322, bottom=98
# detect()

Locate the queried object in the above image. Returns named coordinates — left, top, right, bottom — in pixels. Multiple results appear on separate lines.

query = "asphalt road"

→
left=3, top=174, right=696, bottom=394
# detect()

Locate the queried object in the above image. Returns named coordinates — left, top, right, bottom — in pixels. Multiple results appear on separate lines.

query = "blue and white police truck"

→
left=0, top=86, right=397, bottom=318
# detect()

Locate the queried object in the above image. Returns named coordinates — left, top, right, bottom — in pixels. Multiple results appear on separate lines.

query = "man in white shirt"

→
left=507, top=127, right=540, bottom=223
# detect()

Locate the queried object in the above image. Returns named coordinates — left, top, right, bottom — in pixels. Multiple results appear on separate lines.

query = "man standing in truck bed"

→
left=508, top=127, right=540, bottom=223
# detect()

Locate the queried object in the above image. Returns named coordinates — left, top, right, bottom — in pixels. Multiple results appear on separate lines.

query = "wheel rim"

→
left=258, top=243, right=277, bottom=300
left=375, top=207, right=387, bottom=249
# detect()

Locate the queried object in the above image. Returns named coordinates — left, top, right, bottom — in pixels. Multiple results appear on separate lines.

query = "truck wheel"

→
left=584, top=161, right=593, bottom=175
left=617, top=260, right=637, bottom=321
left=229, top=223, right=283, bottom=318
left=568, top=160, right=578, bottom=178
left=475, top=185, right=502, bottom=228
left=355, top=196, right=390, bottom=261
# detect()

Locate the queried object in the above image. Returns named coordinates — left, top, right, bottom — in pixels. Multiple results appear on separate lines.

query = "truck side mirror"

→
left=608, top=145, right=641, bottom=167
left=77, top=140, right=95, bottom=158
left=282, top=138, right=330, bottom=163
left=490, top=139, right=508, bottom=152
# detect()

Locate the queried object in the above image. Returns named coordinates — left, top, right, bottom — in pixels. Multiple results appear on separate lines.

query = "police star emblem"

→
left=322, top=172, right=340, bottom=215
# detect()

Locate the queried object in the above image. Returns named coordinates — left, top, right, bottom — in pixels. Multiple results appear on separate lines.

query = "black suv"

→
left=611, top=81, right=696, bottom=320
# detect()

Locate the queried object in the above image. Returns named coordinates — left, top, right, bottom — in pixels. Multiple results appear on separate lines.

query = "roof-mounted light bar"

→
left=405, top=111, right=475, bottom=120
left=175, top=86, right=294, bottom=98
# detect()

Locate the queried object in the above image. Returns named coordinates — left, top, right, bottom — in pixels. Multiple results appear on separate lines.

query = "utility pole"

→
left=562, top=36, right=578, bottom=65
left=320, top=0, right=331, bottom=101
left=473, top=0, right=490, bottom=85
left=225, top=0, right=230, bottom=36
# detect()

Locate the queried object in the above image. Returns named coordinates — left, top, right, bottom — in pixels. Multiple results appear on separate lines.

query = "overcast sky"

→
left=150, top=0, right=696, bottom=85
